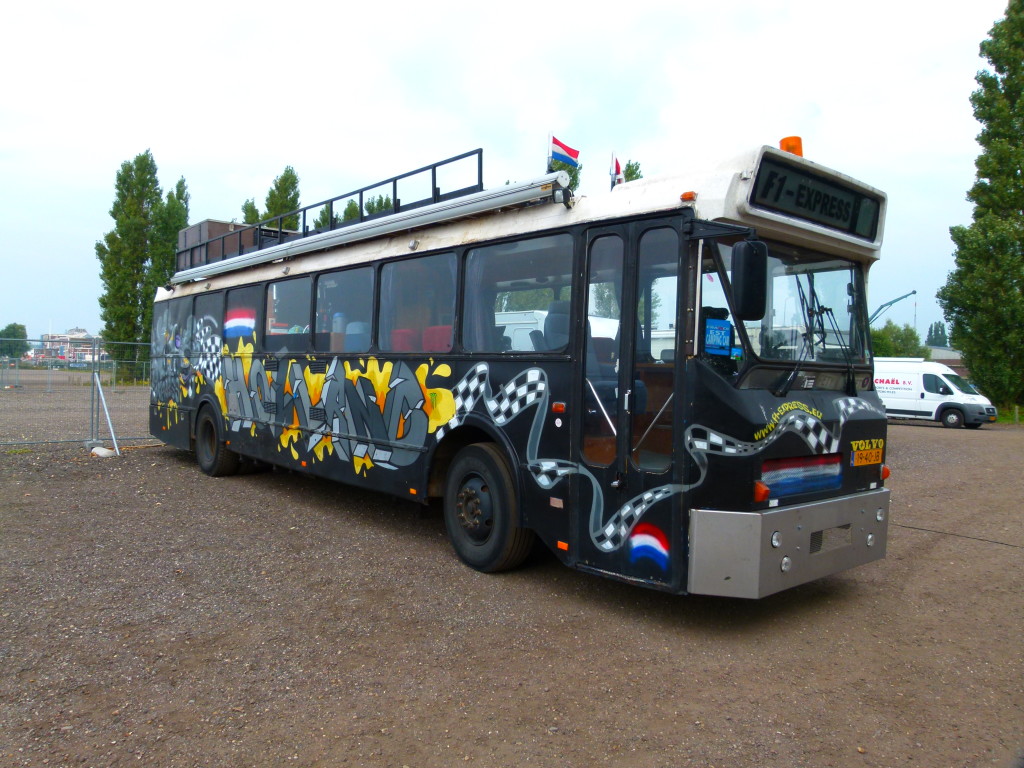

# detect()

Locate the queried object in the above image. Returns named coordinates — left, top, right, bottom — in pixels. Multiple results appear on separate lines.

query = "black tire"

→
left=940, top=409, right=965, bottom=429
left=195, top=405, right=240, bottom=477
left=443, top=443, right=535, bottom=572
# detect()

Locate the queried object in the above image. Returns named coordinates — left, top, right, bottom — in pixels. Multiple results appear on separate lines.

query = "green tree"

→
left=0, top=323, right=29, bottom=357
left=364, top=194, right=393, bottom=216
left=871, top=320, right=931, bottom=359
left=937, top=1, right=1024, bottom=407
left=925, top=321, right=949, bottom=346
left=264, top=166, right=301, bottom=228
left=96, top=150, right=186, bottom=358
left=342, top=199, right=360, bottom=221
left=314, top=199, right=362, bottom=229
left=550, top=160, right=581, bottom=192
left=242, top=166, right=302, bottom=228
left=313, top=204, right=340, bottom=230
left=143, top=178, right=189, bottom=342
left=623, top=160, right=642, bottom=182
left=241, top=198, right=261, bottom=224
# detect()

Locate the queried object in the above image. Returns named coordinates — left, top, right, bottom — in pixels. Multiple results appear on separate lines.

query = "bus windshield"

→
left=712, top=240, right=870, bottom=366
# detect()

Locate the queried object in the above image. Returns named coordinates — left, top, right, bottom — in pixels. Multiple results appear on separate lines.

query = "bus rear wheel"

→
left=195, top=406, right=240, bottom=477
left=941, top=409, right=964, bottom=429
left=443, top=443, right=534, bottom=573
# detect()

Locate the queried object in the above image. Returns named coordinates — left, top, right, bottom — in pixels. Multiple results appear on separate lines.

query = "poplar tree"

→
left=937, top=1, right=1024, bottom=406
left=242, top=166, right=302, bottom=229
left=96, top=150, right=189, bottom=357
left=925, top=321, right=948, bottom=347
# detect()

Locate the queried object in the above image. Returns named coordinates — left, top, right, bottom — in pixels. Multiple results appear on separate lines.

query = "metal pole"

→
left=89, top=339, right=98, bottom=442
left=93, top=371, right=120, bottom=456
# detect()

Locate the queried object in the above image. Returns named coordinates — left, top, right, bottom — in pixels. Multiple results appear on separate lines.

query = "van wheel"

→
left=444, top=443, right=535, bottom=573
left=941, top=409, right=964, bottom=429
left=195, top=406, right=240, bottom=476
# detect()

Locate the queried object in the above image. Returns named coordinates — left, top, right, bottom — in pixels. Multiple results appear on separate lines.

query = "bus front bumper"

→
left=687, top=488, right=890, bottom=599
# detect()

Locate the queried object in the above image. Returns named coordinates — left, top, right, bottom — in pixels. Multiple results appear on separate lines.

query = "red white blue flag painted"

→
left=629, top=522, right=670, bottom=572
left=551, top=136, right=580, bottom=168
left=224, top=309, right=256, bottom=340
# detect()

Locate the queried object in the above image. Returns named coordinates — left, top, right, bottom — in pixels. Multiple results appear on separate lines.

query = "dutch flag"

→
left=550, top=136, right=580, bottom=168
left=224, top=309, right=256, bottom=339
left=611, top=154, right=625, bottom=189
left=629, top=522, right=670, bottom=572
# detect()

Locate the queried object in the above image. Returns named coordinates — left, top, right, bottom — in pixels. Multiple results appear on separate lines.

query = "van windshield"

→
left=944, top=373, right=979, bottom=395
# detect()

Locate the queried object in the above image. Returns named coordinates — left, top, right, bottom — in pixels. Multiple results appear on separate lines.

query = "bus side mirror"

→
left=731, top=240, right=767, bottom=321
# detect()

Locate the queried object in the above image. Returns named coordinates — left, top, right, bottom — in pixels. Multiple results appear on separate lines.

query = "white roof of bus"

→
left=157, top=145, right=884, bottom=302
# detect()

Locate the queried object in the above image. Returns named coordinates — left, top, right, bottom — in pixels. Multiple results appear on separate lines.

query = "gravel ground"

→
left=1, top=422, right=1022, bottom=768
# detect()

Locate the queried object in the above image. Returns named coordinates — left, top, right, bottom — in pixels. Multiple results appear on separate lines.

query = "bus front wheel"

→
left=195, top=406, right=240, bottom=477
left=443, top=443, right=534, bottom=573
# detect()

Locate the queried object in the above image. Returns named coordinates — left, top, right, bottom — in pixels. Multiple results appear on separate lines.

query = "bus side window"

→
left=225, top=285, right=262, bottom=352
left=314, top=267, right=374, bottom=354
left=264, top=276, right=312, bottom=354
left=463, top=233, right=574, bottom=353
left=153, top=297, right=191, bottom=358
left=193, top=292, right=224, bottom=368
left=380, top=253, right=456, bottom=353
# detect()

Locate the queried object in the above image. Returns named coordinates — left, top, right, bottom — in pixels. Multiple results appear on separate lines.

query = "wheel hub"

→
left=456, top=477, right=493, bottom=543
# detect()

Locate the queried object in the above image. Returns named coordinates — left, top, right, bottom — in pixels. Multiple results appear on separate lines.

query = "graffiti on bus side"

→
left=153, top=314, right=885, bottom=563
left=220, top=347, right=456, bottom=475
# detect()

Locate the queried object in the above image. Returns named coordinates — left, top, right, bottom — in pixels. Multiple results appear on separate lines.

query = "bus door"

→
left=577, top=222, right=682, bottom=587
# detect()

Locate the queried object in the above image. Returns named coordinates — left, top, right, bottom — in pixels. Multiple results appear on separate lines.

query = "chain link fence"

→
left=0, top=339, right=158, bottom=448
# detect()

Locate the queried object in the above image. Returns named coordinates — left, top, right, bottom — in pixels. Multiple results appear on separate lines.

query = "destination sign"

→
left=751, top=157, right=881, bottom=240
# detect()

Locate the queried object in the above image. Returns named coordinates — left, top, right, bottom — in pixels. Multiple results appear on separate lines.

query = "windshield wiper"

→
left=774, top=331, right=810, bottom=397
left=774, top=274, right=815, bottom=397
left=820, top=304, right=857, bottom=395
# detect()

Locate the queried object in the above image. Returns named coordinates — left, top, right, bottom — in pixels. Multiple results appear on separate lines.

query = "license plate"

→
left=851, top=449, right=883, bottom=466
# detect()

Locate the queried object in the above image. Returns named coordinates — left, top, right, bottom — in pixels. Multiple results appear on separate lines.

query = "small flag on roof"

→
left=549, top=135, right=580, bottom=169
left=610, top=153, right=625, bottom=189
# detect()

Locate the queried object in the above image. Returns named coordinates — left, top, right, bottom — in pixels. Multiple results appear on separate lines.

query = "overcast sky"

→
left=0, top=0, right=1008, bottom=341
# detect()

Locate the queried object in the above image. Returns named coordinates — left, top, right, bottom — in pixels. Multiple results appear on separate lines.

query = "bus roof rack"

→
left=172, top=150, right=570, bottom=284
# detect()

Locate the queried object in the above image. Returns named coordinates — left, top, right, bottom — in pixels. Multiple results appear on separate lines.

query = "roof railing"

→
left=175, top=149, right=484, bottom=274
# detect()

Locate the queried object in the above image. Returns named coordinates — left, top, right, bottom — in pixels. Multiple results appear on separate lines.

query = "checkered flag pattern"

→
left=787, top=411, right=839, bottom=453
left=593, top=485, right=681, bottom=552
left=681, top=395, right=883, bottom=495
left=836, top=396, right=882, bottom=422
left=436, top=364, right=547, bottom=441
left=528, top=459, right=578, bottom=490
left=485, top=369, right=546, bottom=425
left=192, top=321, right=222, bottom=384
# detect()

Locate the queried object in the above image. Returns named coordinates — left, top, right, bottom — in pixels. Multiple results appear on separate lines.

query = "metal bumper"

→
left=688, top=488, right=890, bottom=599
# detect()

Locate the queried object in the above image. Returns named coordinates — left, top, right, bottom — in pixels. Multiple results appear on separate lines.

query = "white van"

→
left=873, top=357, right=997, bottom=428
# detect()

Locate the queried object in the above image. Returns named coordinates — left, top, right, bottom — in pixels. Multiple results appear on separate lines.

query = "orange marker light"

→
left=779, top=136, right=804, bottom=157
left=409, top=488, right=418, bottom=496
left=881, top=465, right=891, bottom=481
left=551, top=402, right=566, bottom=414
left=753, top=481, right=771, bottom=503
left=557, top=541, right=569, bottom=551
left=680, top=191, right=698, bottom=202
